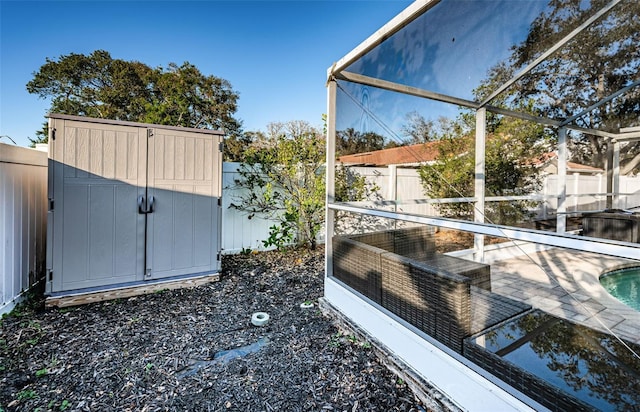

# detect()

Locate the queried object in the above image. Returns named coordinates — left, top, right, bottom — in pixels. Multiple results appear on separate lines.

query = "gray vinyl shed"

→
left=46, top=114, right=224, bottom=296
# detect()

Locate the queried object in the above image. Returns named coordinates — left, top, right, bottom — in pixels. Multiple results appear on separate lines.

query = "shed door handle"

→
left=138, top=195, right=146, bottom=214
left=137, top=195, right=155, bottom=214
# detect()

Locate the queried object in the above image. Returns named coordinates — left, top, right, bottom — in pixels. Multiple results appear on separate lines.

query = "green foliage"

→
left=224, top=131, right=261, bottom=162
left=230, top=121, right=325, bottom=249
left=328, top=331, right=371, bottom=349
left=17, top=389, right=37, bottom=400
left=231, top=121, right=381, bottom=249
left=329, top=334, right=340, bottom=348
left=419, top=104, right=548, bottom=224
left=334, top=163, right=382, bottom=233
left=262, top=224, right=294, bottom=250
left=141, top=62, right=241, bottom=135
left=26, top=50, right=242, bottom=143
left=334, top=164, right=379, bottom=203
left=419, top=135, right=475, bottom=219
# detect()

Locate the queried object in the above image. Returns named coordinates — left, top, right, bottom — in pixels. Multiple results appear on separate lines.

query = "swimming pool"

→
left=600, top=267, right=640, bottom=312
left=465, top=309, right=640, bottom=411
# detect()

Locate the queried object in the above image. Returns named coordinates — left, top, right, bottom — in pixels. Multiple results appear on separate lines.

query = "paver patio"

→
left=489, top=248, right=640, bottom=344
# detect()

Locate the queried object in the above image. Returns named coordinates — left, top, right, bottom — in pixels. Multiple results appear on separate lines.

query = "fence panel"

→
left=347, top=165, right=640, bottom=218
left=620, top=176, right=640, bottom=210
left=221, top=162, right=280, bottom=254
left=0, top=143, right=47, bottom=315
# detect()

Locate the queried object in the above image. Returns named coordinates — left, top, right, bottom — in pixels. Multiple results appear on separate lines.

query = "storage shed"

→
left=46, top=114, right=224, bottom=299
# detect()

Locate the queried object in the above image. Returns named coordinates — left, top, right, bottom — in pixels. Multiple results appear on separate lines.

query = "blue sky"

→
left=0, top=0, right=412, bottom=147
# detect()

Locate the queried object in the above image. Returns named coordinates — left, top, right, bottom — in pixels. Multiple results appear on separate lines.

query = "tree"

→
left=334, top=163, right=382, bottom=234
left=141, top=62, right=242, bottom=135
left=419, top=102, right=549, bottom=224
left=229, top=121, right=325, bottom=250
left=223, top=131, right=261, bottom=162
left=482, top=310, right=640, bottom=410
left=401, top=111, right=436, bottom=144
left=402, top=111, right=468, bottom=144
left=26, top=50, right=242, bottom=143
left=418, top=134, right=475, bottom=220
left=477, top=1, right=640, bottom=174
left=336, top=128, right=385, bottom=156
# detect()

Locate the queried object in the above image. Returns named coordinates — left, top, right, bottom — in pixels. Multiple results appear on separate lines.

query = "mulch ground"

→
left=1, top=246, right=428, bottom=411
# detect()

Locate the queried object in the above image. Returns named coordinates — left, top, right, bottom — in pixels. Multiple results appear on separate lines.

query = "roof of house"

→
left=537, top=152, right=604, bottom=174
left=338, top=142, right=604, bottom=175
left=337, top=142, right=440, bottom=166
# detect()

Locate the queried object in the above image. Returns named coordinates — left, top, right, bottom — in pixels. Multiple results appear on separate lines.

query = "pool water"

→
left=467, top=310, right=640, bottom=411
left=600, top=267, right=640, bottom=311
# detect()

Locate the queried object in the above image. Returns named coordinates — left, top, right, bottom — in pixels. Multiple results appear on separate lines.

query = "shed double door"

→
left=47, top=116, right=223, bottom=294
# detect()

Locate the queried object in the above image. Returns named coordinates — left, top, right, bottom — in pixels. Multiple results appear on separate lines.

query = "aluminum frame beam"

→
left=336, top=71, right=621, bottom=138
left=557, top=128, right=568, bottom=232
left=328, top=202, right=639, bottom=260
left=325, top=80, right=338, bottom=284
left=328, top=0, right=439, bottom=80
left=615, top=130, right=640, bottom=142
left=335, top=71, right=478, bottom=109
left=474, top=108, right=487, bottom=258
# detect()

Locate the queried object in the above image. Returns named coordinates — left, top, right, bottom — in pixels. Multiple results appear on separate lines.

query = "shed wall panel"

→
left=146, top=128, right=222, bottom=280
left=48, top=118, right=148, bottom=293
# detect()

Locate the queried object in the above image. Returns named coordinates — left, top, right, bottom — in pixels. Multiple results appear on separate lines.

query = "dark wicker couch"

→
left=332, top=226, right=528, bottom=353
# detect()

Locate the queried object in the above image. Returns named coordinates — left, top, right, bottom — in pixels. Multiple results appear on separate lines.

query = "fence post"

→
left=474, top=108, right=486, bottom=261
left=388, top=164, right=397, bottom=211
left=573, top=172, right=580, bottom=213
left=613, top=140, right=620, bottom=208
left=597, top=173, right=604, bottom=210
left=557, top=128, right=567, bottom=233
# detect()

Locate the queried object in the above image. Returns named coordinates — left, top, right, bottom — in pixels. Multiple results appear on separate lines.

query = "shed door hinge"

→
left=49, top=198, right=54, bottom=211
left=147, top=129, right=154, bottom=138
left=217, top=252, right=221, bottom=261
left=219, top=142, right=224, bottom=152
left=51, top=128, right=56, bottom=141
left=217, top=198, right=222, bottom=207
left=48, top=270, right=53, bottom=281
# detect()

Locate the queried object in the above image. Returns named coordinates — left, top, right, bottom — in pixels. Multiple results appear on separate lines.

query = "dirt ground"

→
left=1, top=247, right=428, bottom=412
left=434, top=228, right=506, bottom=253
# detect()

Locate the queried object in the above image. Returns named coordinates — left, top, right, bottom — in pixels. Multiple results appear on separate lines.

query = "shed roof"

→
left=47, top=113, right=225, bottom=136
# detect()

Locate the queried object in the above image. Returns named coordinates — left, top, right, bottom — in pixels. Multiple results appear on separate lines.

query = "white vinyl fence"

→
left=221, top=162, right=281, bottom=254
left=1, top=143, right=48, bottom=315
left=222, top=162, right=329, bottom=253
left=347, top=165, right=640, bottom=218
